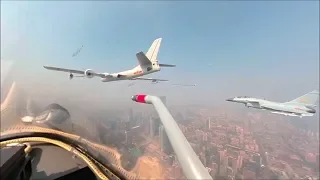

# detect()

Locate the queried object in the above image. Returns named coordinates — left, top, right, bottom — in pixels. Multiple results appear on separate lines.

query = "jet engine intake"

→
left=85, top=69, right=95, bottom=78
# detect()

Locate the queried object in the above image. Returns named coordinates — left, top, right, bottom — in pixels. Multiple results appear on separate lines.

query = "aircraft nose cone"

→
left=131, top=95, right=137, bottom=101
left=226, top=98, right=234, bottom=102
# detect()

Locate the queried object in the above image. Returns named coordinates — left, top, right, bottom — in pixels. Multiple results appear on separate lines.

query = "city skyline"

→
left=1, top=72, right=319, bottom=179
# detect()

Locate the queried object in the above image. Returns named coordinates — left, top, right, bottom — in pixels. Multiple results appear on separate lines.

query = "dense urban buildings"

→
left=96, top=98, right=319, bottom=179
left=2, top=83, right=319, bottom=179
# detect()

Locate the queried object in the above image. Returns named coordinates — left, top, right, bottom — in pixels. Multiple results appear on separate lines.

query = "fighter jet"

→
left=226, top=90, right=319, bottom=118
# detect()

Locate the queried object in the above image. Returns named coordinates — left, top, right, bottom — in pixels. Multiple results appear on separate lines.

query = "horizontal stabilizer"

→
left=159, top=63, right=176, bottom=67
left=132, top=77, right=168, bottom=82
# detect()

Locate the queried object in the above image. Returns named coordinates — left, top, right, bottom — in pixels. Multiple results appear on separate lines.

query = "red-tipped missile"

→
left=131, top=94, right=147, bottom=103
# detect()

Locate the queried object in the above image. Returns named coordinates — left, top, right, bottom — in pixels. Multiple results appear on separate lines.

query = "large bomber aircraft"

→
left=43, top=38, right=175, bottom=83
left=226, top=90, right=319, bottom=118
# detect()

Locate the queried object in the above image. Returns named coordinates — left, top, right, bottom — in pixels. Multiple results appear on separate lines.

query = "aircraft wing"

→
left=131, top=77, right=168, bottom=82
left=270, top=111, right=301, bottom=117
left=43, top=66, right=106, bottom=78
left=44, top=66, right=85, bottom=74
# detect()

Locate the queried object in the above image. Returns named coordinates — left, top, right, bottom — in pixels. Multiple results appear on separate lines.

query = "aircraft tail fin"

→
left=285, top=90, right=319, bottom=107
left=146, top=38, right=162, bottom=62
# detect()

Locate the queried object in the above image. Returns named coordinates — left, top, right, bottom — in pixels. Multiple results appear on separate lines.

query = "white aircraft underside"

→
left=270, top=111, right=313, bottom=118
left=43, top=38, right=175, bottom=83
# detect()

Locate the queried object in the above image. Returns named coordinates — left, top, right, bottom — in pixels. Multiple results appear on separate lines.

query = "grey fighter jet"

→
left=226, top=90, right=319, bottom=118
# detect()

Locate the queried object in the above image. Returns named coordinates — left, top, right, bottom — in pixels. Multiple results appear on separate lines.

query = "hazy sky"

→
left=1, top=1, right=319, bottom=107
left=1, top=60, right=13, bottom=86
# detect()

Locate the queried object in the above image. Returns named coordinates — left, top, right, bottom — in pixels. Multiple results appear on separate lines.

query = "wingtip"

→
left=310, top=90, right=319, bottom=94
left=43, top=65, right=52, bottom=70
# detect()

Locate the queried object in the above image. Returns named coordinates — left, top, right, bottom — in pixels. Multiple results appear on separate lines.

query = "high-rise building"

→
left=206, top=117, right=211, bottom=129
left=125, top=131, right=132, bottom=145
left=253, top=154, right=261, bottom=165
left=125, top=121, right=131, bottom=131
left=167, top=155, right=174, bottom=166
left=226, top=166, right=233, bottom=177
left=154, top=117, right=161, bottom=136
left=253, top=153, right=262, bottom=175
left=219, top=150, right=227, bottom=165
left=218, top=150, right=228, bottom=177
left=110, top=121, right=117, bottom=129
left=149, top=117, right=155, bottom=137
left=128, top=108, right=138, bottom=128
left=129, top=108, right=133, bottom=121
left=159, top=125, right=165, bottom=149
left=265, top=152, right=269, bottom=167
left=316, top=154, right=319, bottom=169
left=159, top=96, right=167, bottom=106
left=159, top=125, right=173, bottom=154
left=211, top=162, right=218, bottom=170
left=203, top=133, right=208, bottom=142
left=137, top=115, right=144, bottom=126
left=149, top=117, right=160, bottom=137
left=231, top=157, right=238, bottom=175
left=238, top=151, right=244, bottom=169
left=143, top=119, right=149, bottom=135
left=199, top=152, right=207, bottom=166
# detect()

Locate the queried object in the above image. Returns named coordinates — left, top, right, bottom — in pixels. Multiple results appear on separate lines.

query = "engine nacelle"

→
left=103, top=73, right=110, bottom=77
left=109, top=73, right=124, bottom=78
left=85, top=69, right=95, bottom=78
left=69, top=73, right=74, bottom=80
left=246, top=103, right=253, bottom=108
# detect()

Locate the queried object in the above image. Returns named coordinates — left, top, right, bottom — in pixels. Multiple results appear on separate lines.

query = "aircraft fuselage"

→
left=100, top=64, right=160, bottom=82
left=226, top=97, right=316, bottom=117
